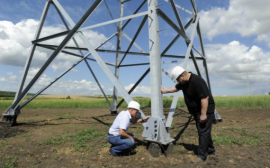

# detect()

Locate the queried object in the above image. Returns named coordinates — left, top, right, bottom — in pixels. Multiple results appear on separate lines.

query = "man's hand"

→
left=200, top=114, right=207, bottom=123
left=141, top=116, right=150, bottom=123
left=143, top=116, right=150, bottom=121
left=161, top=85, right=165, bottom=93
left=130, top=137, right=135, bottom=143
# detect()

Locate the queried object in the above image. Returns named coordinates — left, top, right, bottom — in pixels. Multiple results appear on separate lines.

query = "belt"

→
left=108, top=133, right=114, bottom=136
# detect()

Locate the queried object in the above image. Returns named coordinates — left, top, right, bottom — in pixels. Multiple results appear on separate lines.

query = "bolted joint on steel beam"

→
left=142, top=117, right=174, bottom=145
left=192, top=11, right=198, bottom=23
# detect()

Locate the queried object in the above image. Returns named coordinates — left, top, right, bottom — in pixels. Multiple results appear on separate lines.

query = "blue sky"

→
left=0, top=0, right=270, bottom=97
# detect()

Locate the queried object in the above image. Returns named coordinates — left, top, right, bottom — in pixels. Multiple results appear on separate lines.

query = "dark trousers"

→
left=193, top=113, right=215, bottom=160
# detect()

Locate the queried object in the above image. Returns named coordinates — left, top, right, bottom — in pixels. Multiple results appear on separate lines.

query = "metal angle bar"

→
left=157, top=9, right=190, bottom=43
left=32, top=30, right=70, bottom=44
left=37, top=44, right=88, bottom=51
left=96, top=49, right=149, bottom=56
left=7, top=0, right=104, bottom=112
left=160, top=17, right=193, bottom=56
left=19, top=52, right=92, bottom=109
left=192, top=45, right=205, bottom=58
left=197, top=22, right=212, bottom=92
left=160, top=68, right=181, bottom=128
left=78, top=31, right=146, bottom=121
left=27, top=14, right=115, bottom=108
left=104, top=0, right=117, bottom=28
left=80, top=11, right=148, bottom=31
left=163, top=0, right=192, bottom=15
left=53, top=2, right=86, bottom=59
left=10, top=0, right=51, bottom=114
left=37, top=44, right=116, bottom=67
left=161, top=56, right=203, bottom=64
left=122, top=0, right=147, bottom=30
left=182, top=14, right=199, bottom=69
left=196, top=22, right=206, bottom=59
left=116, top=68, right=150, bottom=109
left=84, top=60, right=112, bottom=107
left=118, top=15, right=148, bottom=66
left=97, top=49, right=195, bottom=59
left=122, top=32, right=146, bottom=53
left=161, top=34, right=180, bottom=56
left=165, top=92, right=180, bottom=127
left=53, top=0, right=75, bottom=26
left=119, top=63, right=149, bottom=67
left=52, top=2, right=70, bottom=29
left=148, top=0, right=163, bottom=118
left=189, top=0, right=198, bottom=13
left=170, top=0, right=186, bottom=34
left=36, top=32, right=117, bottom=51
left=123, top=0, right=133, bottom=3
left=185, top=17, right=193, bottom=29
left=36, top=31, right=117, bottom=66
left=112, top=0, right=124, bottom=112
left=54, top=0, right=147, bottom=123
left=170, top=0, right=201, bottom=75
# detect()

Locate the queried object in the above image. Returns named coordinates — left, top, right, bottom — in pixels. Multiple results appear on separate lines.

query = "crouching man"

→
left=107, top=101, right=150, bottom=156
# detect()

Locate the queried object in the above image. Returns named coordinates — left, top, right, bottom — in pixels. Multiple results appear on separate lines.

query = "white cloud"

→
left=204, top=41, right=270, bottom=95
left=0, top=77, right=6, bottom=81
left=7, top=72, right=17, bottom=81
left=16, top=68, right=109, bottom=95
left=256, top=33, right=270, bottom=47
left=125, top=84, right=151, bottom=95
left=200, top=0, right=270, bottom=45
left=0, top=19, right=114, bottom=71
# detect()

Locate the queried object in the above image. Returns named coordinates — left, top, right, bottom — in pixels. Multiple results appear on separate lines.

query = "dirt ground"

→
left=1, top=107, right=270, bottom=168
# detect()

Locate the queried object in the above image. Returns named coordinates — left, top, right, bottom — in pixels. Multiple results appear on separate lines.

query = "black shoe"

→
left=109, top=149, right=119, bottom=156
left=207, top=148, right=215, bottom=155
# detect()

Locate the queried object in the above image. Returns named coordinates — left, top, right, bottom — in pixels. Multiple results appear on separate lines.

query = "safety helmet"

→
left=127, top=101, right=140, bottom=111
left=171, top=66, right=185, bottom=81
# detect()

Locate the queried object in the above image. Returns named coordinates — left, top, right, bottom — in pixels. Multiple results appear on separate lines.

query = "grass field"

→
left=1, top=95, right=270, bottom=110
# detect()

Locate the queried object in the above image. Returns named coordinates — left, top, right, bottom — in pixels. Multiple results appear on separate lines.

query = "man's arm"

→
left=119, top=129, right=134, bottom=142
left=161, top=85, right=178, bottom=94
left=200, top=96, right=209, bottom=123
left=130, top=116, right=151, bottom=124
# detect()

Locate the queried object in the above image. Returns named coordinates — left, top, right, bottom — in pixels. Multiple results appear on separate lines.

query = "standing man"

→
left=107, top=100, right=150, bottom=156
left=161, top=66, right=215, bottom=162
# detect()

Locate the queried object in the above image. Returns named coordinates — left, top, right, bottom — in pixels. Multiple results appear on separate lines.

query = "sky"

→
left=0, top=0, right=270, bottom=98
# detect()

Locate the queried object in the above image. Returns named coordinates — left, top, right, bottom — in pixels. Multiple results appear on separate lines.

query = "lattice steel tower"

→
left=1, top=0, right=221, bottom=156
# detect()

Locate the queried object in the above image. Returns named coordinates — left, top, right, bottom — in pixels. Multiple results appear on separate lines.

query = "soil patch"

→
left=1, top=107, right=270, bottom=167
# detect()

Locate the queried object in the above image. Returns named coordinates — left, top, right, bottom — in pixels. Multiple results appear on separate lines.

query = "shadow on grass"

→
left=173, top=109, right=194, bottom=144
left=179, top=143, right=198, bottom=155
left=0, top=126, right=27, bottom=139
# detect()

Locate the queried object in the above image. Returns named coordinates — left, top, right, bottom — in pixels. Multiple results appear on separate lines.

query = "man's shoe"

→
left=191, top=156, right=205, bottom=163
left=109, top=149, right=119, bottom=156
left=207, top=148, right=215, bottom=155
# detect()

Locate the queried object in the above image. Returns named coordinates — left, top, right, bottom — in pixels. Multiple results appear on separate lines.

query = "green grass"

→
left=1, top=95, right=270, bottom=110
left=0, top=156, right=18, bottom=168
left=213, top=127, right=264, bottom=146
left=214, top=95, right=270, bottom=108
left=213, top=135, right=260, bottom=146
left=40, top=128, right=104, bottom=151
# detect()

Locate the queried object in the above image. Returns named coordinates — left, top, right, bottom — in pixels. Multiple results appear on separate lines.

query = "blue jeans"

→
left=107, top=133, right=135, bottom=154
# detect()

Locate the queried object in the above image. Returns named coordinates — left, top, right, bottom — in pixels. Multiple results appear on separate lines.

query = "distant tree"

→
left=66, top=95, right=71, bottom=99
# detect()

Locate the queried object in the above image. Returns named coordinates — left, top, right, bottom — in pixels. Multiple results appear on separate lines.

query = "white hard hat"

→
left=127, top=101, right=140, bottom=111
left=171, top=66, right=185, bottom=81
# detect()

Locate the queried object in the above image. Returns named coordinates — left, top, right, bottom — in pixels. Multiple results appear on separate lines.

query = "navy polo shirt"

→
left=175, top=73, right=215, bottom=114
